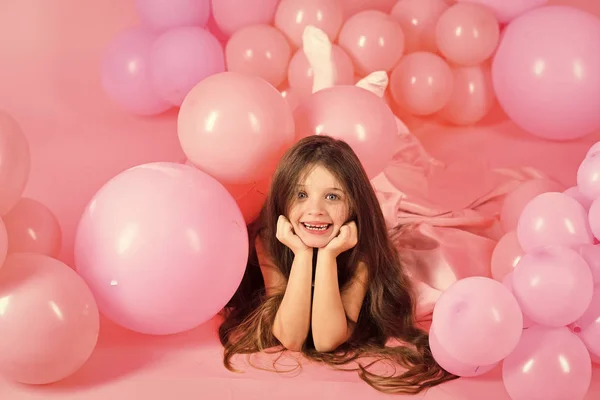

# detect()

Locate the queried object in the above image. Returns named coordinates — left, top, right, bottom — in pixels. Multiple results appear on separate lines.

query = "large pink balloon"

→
left=135, top=0, right=211, bottom=31
left=516, top=192, right=594, bottom=252
left=0, top=111, right=30, bottom=216
left=1, top=198, right=62, bottom=258
left=492, top=6, right=600, bottom=141
left=149, top=27, right=225, bottom=106
left=100, top=27, right=172, bottom=116
left=212, top=0, right=280, bottom=37
left=0, top=253, right=99, bottom=384
left=490, top=231, right=523, bottom=281
left=512, top=245, right=593, bottom=327
left=390, top=0, right=449, bottom=53
left=432, top=276, right=523, bottom=366
left=457, top=0, right=548, bottom=23
left=74, top=162, right=249, bottom=335
left=178, top=72, right=295, bottom=185
left=502, top=326, right=592, bottom=400
left=293, top=85, right=398, bottom=179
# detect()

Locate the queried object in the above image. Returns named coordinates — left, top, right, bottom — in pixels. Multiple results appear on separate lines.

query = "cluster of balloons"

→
left=431, top=142, right=600, bottom=400
left=0, top=111, right=99, bottom=385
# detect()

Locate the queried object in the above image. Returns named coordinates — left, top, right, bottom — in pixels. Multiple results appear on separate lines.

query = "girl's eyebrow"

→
left=296, top=184, right=344, bottom=192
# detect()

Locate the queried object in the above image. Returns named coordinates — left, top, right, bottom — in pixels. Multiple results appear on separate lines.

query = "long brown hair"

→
left=218, top=135, right=458, bottom=394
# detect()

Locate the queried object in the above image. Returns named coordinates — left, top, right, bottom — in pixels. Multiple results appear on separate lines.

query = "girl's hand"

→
left=276, top=215, right=310, bottom=255
left=322, top=221, right=358, bottom=257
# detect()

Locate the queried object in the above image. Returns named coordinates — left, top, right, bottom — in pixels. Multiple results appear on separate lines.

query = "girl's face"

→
left=287, top=165, right=350, bottom=249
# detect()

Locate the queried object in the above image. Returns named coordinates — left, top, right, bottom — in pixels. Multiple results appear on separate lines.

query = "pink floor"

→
left=2, top=0, right=600, bottom=399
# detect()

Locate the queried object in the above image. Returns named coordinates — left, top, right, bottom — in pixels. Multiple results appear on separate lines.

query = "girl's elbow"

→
left=273, top=326, right=305, bottom=352
left=313, top=336, right=345, bottom=353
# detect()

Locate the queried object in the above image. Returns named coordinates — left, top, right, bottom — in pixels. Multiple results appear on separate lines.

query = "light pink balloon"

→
left=390, top=0, right=449, bottom=53
left=502, top=326, right=592, bottom=400
left=512, top=245, right=593, bottom=327
left=429, top=323, right=498, bottom=377
left=274, top=0, right=344, bottom=48
left=390, top=52, right=454, bottom=116
left=0, top=112, right=30, bottom=216
left=100, top=27, right=172, bottom=116
left=438, top=64, right=495, bottom=125
left=492, top=6, right=600, bottom=141
left=338, top=10, right=405, bottom=75
left=1, top=198, right=61, bottom=258
left=572, top=287, right=600, bottom=361
left=564, top=186, right=593, bottom=212
left=432, top=276, right=523, bottom=365
left=457, top=0, right=548, bottom=24
left=577, top=152, right=600, bottom=201
left=587, top=198, right=600, bottom=241
left=576, top=244, right=600, bottom=286
left=517, top=192, right=594, bottom=252
left=211, top=0, right=280, bottom=37
left=501, top=273, right=535, bottom=329
left=74, top=162, right=249, bottom=335
left=436, top=3, right=500, bottom=66
left=293, top=85, right=397, bottom=179
left=287, top=45, right=355, bottom=98
left=0, top=217, right=6, bottom=267
left=340, top=0, right=396, bottom=19
left=149, top=27, right=225, bottom=106
left=135, top=0, right=211, bottom=31
left=178, top=72, right=295, bottom=185
left=500, top=179, right=564, bottom=232
left=0, top=253, right=99, bottom=384
left=280, top=86, right=302, bottom=112
left=491, top=231, right=523, bottom=281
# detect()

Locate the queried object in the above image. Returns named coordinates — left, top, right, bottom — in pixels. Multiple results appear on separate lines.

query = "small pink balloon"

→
left=500, top=179, right=564, bottom=232
left=572, top=288, right=600, bottom=360
left=429, top=323, right=498, bottom=377
left=512, top=245, right=593, bottom=327
left=0, top=253, right=100, bottom=384
left=135, top=0, right=211, bottom=31
left=564, top=186, right=594, bottom=212
left=432, top=276, right=523, bottom=366
left=274, top=0, right=344, bottom=48
left=212, top=0, right=280, bottom=37
left=74, top=162, right=249, bottom=335
left=491, top=231, right=523, bottom=281
left=1, top=198, right=62, bottom=258
left=0, top=218, right=6, bottom=267
left=225, top=24, right=291, bottom=88
left=502, top=326, right=591, bottom=400
left=576, top=244, right=600, bottom=286
left=501, top=273, right=535, bottom=329
left=390, top=0, right=449, bottom=53
left=390, top=52, right=454, bottom=116
left=340, top=0, right=396, bottom=19
left=457, top=0, right=548, bottom=24
left=287, top=45, right=355, bottom=99
left=436, top=3, right=500, bottom=66
left=438, top=64, right=495, bottom=125
left=149, top=27, right=225, bottom=106
left=100, top=27, right=172, bottom=116
left=0, top=112, right=30, bottom=216
left=293, top=85, right=397, bottom=179
left=517, top=192, right=594, bottom=252
left=577, top=152, right=600, bottom=201
left=178, top=72, right=295, bottom=184
left=338, top=10, right=405, bottom=75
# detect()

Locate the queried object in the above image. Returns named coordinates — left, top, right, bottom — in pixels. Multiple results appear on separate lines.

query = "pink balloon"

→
left=390, top=0, right=449, bottom=53
left=293, top=85, right=397, bottom=179
left=212, top=0, right=280, bottom=37
left=178, top=72, right=295, bottom=185
left=390, top=52, right=454, bottom=116
left=74, top=162, right=249, bottom=335
left=429, top=323, right=498, bottom=377
left=491, top=231, right=523, bottom=281
left=577, top=152, right=600, bottom=201
left=338, top=10, right=405, bottom=75
left=564, top=186, right=593, bottom=212
left=586, top=141, right=600, bottom=158
left=432, top=276, right=523, bottom=365
left=287, top=45, right=355, bottom=98
left=502, top=326, right=592, bottom=400
left=100, top=27, right=172, bottom=116
left=0, top=253, right=99, bottom=384
left=225, top=24, right=292, bottom=88
left=500, top=179, right=564, bottom=232
left=280, top=86, right=302, bottom=112
left=576, top=244, right=600, bottom=286
left=501, top=273, right=535, bottom=329
left=438, top=64, right=495, bottom=125
left=0, top=111, right=30, bottom=216
left=587, top=198, right=600, bottom=241
left=512, top=245, right=593, bottom=327
left=149, top=27, right=225, bottom=106
left=436, top=3, right=500, bottom=66
left=340, top=0, right=396, bottom=19
left=517, top=192, right=594, bottom=252
left=274, top=0, right=344, bottom=48
left=572, top=288, right=600, bottom=360
left=135, top=0, right=211, bottom=31
left=457, top=0, right=548, bottom=24
left=492, top=6, right=600, bottom=141
left=0, top=217, right=6, bottom=267
left=1, top=198, right=62, bottom=258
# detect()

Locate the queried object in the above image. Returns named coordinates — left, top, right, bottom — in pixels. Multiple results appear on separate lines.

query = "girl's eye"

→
left=297, top=191, right=307, bottom=199
left=327, top=194, right=339, bottom=201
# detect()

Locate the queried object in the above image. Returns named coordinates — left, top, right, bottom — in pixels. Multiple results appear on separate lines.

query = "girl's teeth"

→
left=304, top=223, right=328, bottom=231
